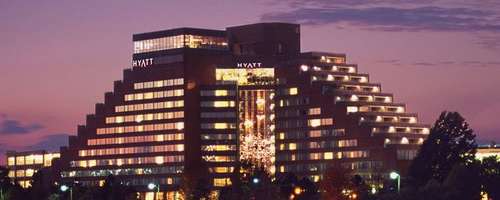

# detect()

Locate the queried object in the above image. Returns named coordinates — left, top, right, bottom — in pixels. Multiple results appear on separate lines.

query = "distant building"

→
left=58, top=23, right=430, bottom=199
left=5, top=150, right=60, bottom=188
left=476, top=144, right=500, bottom=160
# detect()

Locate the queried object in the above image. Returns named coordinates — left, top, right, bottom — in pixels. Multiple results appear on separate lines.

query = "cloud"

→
left=281, top=0, right=439, bottom=7
left=26, top=133, right=70, bottom=151
left=261, top=0, right=500, bottom=49
left=261, top=6, right=500, bottom=32
left=0, top=118, right=44, bottom=134
left=377, top=60, right=499, bottom=68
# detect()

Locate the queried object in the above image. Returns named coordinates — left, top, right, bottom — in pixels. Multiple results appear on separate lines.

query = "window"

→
left=308, top=107, right=321, bottom=115
left=289, top=88, right=298, bottom=95
left=347, top=106, right=358, bottom=113
left=324, top=152, right=334, bottom=160
left=16, top=156, right=25, bottom=165
left=7, top=157, right=14, bottom=166
left=213, top=178, right=232, bottom=187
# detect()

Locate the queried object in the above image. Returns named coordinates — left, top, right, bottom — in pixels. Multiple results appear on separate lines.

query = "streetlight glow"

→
left=252, top=177, right=260, bottom=184
left=390, top=171, right=399, bottom=179
left=389, top=171, right=401, bottom=193
left=60, top=185, right=69, bottom=192
left=147, top=183, right=157, bottom=190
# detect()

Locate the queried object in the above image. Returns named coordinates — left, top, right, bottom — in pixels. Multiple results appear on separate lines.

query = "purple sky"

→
left=1, top=0, right=499, bottom=164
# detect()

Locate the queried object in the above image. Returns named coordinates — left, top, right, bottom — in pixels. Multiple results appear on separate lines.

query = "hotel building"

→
left=59, top=23, right=429, bottom=198
left=5, top=150, right=61, bottom=188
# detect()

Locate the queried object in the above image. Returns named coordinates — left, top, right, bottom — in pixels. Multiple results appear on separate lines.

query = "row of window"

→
left=201, top=145, right=237, bottom=152
left=78, top=144, right=184, bottom=157
left=62, top=166, right=184, bottom=178
left=124, top=89, right=184, bottom=101
left=397, top=150, right=418, bottom=160
left=311, top=74, right=368, bottom=83
left=201, top=133, right=236, bottom=141
left=200, top=101, right=236, bottom=108
left=209, top=167, right=235, bottom=174
left=279, top=139, right=357, bottom=150
left=7, top=153, right=60, bottom=167
left=134, top=34, right=227, bottom=54
left=71, top=155, right=184, bottom=167
left=372, top=126, right=429, bottom=134
left=277, top=150, right=369, bottom=161
left=308, top=118, right=334, bottom=127
left=133, top=78, right=184, bottom=90
left=96, top=122, right=184, bottom=135
left=359, top=115, right=417, bottom=124
left=202, top=155, right=236, bottom=162
left=278, top=97, right=309, bottom=107
left=200, top=112, right=236, bottom=118
left=88, top=133, right=184, bottom=146
left=201, top=123, right=237, bottom=129
left=213, top=178, right=232, bottom=187
left=277, top=129, right=346, bottom=140
left=105, top=111, right=184, bottom=124
left=346, top=105, right=405, bottom=114
left=115, top=100, right=184, bottom=113
left=8, top=169, right=37, bottom=178
left=279, top=163, right=330, bottom=173
left=200, top=90, right=236, bottom=97
left=276, top=87, right=298, bottom=96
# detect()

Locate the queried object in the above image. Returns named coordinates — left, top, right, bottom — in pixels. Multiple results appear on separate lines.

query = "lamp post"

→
left=148, top=183, right=160, bottom=200
left=389, top=171, right=400, bottom=193
left=60, top=184, right=73, bottom=200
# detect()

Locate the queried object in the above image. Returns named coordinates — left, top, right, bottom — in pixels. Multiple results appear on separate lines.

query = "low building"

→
left=5, top=150, right=60, bottom=187
left=476, top=144, right=500, bottom=160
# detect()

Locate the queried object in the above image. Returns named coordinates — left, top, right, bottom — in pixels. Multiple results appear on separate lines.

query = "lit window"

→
left=347, top=106, right=358, bottom=113
left=16, top=157, right=25, bottom=165
left=401, top=137, right=409, bottom=144
left=289, top=88, right=298, bottom=95
left=289, top=143, right=297, bottom=150
left=155, top=156, right=164, bottom=165
left=215, top=90, right=228, bottom=96
left=7, top=157, right=15, bottom=166
left=308, top=108, right=321, bottom=115
left=25, top=169, right=35, bottom=177
left=324, top=152, right=334, bottom=160
left=300, top=65, right=309, bottom=71
left=308, top=119, right=321, bottom=127
left=176, top=122, right=184, bottom=130
left=213, top=178, right=232, bottom=187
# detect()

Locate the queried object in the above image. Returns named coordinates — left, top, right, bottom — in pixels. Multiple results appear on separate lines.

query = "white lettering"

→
left=132, top=58, right=154, bottom=67
left=236, top=62, right=262, bottom=68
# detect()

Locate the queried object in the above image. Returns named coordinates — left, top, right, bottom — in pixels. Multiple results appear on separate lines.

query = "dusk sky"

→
left=1, top=0, right=499, bottom=164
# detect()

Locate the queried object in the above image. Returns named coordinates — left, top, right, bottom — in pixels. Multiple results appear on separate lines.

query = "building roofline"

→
left=133, top=27, right=226, bottom=41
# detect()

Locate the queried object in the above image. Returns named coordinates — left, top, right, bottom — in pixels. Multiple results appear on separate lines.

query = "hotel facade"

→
left=58, top=23, right=429, bottom=198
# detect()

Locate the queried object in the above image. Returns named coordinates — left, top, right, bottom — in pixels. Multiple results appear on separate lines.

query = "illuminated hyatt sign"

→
left=132, top=58, right=154, bottom=67
left=237, top=62, right=262, bottom=68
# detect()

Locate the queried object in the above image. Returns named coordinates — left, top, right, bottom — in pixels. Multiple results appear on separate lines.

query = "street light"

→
left=252, top=177, right=260, bottom=184
left=293, top=186, right=302, bottom=195
left=389, top=171, right=400, bottom=193
left=60, top=184, right=73, bottom=200
left=148, top=183, right=160, bottom=200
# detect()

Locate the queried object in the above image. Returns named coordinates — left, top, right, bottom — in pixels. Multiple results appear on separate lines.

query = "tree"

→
left=480, top=156, right=500, bottom=200
left=219, top=161, right=282, bottom=200
left=99, top=175, right=137, bottom=200
left=443, top=162, right=482, bottom=200
left=409, top=111, right=477, bottom=185
left=179, top=161, right=211, bottom=200
left=319, top=164, right=352, bottom=200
